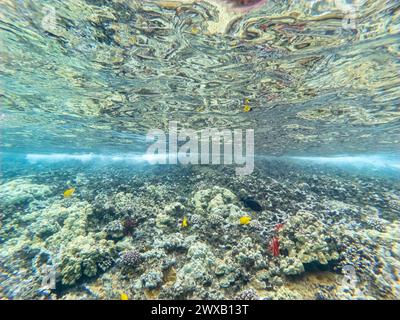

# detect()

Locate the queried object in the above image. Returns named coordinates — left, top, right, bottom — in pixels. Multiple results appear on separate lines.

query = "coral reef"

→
left=0, top=178, right=52, bottom=210
left=234, top=288, right=260, bottom=300
left=1, top=162, right=399, bottom=300
left=120, top=250, right=142, bottom=269
left=60, top=235, right=116, bottom=285
left=279, top=210, right=341, bottom=274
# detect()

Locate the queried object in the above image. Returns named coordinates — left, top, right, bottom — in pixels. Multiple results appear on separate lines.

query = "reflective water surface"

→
left=1, top=0, right=399, bottom=155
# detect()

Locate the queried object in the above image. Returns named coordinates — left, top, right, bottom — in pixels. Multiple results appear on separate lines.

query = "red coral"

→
left=274, top=223, right=284, bottom=232
left=269, top=237, right=280, bottom=257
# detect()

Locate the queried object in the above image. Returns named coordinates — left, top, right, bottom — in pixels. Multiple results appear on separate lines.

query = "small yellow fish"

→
left=63, top=188, right=75, bottom=198
left=181, top=216, right=188, bottom=228
left=120, top=293, right=129, bottom=300
left=191, top=27, right=200, bottom=34
left=243, top=98, right=252, bottom=112
left=239, top=216, right=252, bottom=225
left=243, top=104, right=252, bottom=112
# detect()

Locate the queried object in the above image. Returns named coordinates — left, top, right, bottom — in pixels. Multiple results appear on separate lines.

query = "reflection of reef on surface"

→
left=1, top=0, right=399, bottom=156
left=1, top=160, right=399, bottom=300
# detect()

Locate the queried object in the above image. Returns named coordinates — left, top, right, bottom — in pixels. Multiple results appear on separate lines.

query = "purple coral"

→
left=121, top=250, right=142, bottom=268
left=122, top=217, right=136, bottom=237
left=222, top=0, right=267, bottom=12
left=227, top=0, right=264, bottom=7
left=234, top=289, right=260, bottom=300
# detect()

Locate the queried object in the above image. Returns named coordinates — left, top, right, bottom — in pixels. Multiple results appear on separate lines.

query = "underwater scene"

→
left=0, top=0, right=399, bottom=301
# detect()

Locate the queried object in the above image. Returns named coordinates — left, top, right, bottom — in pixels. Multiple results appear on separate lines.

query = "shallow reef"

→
left=0, top=161, right=399, bottom=300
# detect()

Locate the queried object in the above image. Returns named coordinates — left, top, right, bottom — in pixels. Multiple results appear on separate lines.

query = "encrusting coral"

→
left=1, top=163, right=399, bottom=300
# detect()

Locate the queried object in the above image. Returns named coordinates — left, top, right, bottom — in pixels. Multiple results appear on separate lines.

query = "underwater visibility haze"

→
left=0, top=0, right=400, bottom=300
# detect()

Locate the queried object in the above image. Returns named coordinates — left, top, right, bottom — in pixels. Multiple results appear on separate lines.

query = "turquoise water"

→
left=1, top=0, right=400, bottom=300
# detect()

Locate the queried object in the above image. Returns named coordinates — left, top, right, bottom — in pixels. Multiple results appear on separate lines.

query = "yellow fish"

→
left=120, top=293, right=129, bottom=300
left=243, top=99, right=252, bottom=112
left=63, top=188, right=75, bottom=198
left=243, top=104, right=252, bottom=113
left=239, top=216, right=252, bottom=225
left=243, top=98, right=251, bottom=112
left=181, top=216, right=188, bottom=228
left=243, top=98, right=252, bottom=112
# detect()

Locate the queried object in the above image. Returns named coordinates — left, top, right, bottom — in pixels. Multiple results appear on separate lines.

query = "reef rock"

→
left=164, top=202, right=185, bottom=217
left=279, top=210, right=341, bottom=274
left=0, top=178, right=51, bottom=208
left=192, top=186, right=237, bottom=215
left=172, top=242, right=216, bottom=297
left=60, top=235, right=116, bottom=285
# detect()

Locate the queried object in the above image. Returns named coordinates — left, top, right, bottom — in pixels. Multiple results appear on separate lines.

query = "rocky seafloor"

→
left=0, top=160, right=399, bottom=300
